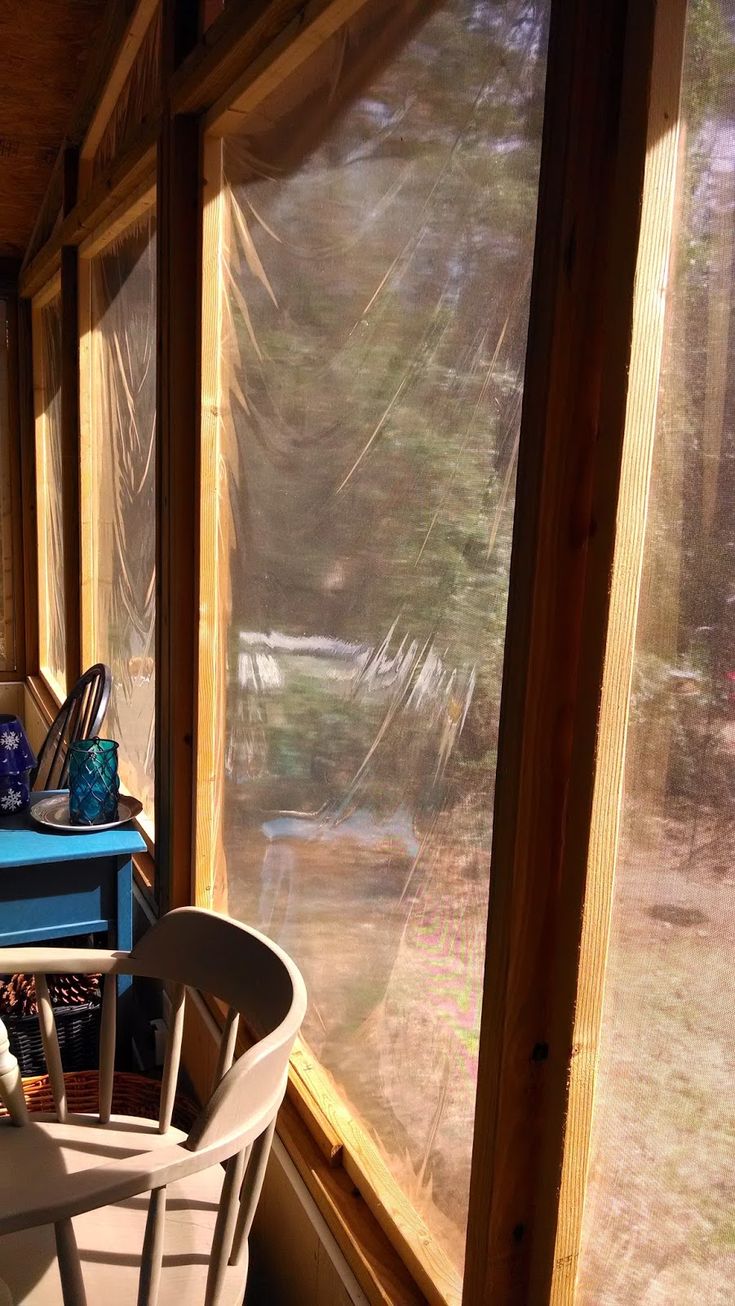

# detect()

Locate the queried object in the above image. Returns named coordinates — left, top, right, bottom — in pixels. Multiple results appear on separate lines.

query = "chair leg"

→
left=137, top=1187, right=167, bottom=1306
left=204, top=1150, right=246, bottom=1306
left=54, top=1219, right=87, bottom=1306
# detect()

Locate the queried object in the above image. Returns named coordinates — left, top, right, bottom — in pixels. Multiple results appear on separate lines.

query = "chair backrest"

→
left=128, top=908, right=307, bottom=1150
left=33, top=664, right=112, bottom=791
left=0, top=909, right=306, bottom=1304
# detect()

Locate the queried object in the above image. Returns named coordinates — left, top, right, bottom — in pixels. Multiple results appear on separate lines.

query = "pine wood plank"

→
left=204, top=0, right=373, bottom=136
left=20, top=128, right=158, bottom=300
left=194, top=134, right=229, bottom=914
left=293, top=1044, right=461, bottom=1306
left=60, top=245, right=82, bottom=692
left=154, top=0, right=201, bottom=912
left=78, top=0, right=161, bottom=187
left=550, top=4, right=688, bottom=1297
left=462, top=2, right=666, bottom=1302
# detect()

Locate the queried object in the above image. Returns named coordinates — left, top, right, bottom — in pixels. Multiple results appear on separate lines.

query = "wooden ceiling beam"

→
left=78, top=0, right=161, bottom=180
left=170, top=0, right=333, bottom=117
left=20, top=126, right=158, bottom=299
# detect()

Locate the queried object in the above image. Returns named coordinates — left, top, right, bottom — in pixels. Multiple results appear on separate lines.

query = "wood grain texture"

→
left=278, top=1098, right=428, bottom=1306
left=204, top=0, right=373, bottom=136
left=549, top=4, right=687, bottom=1298
left=248, top=1133, right=366, bottom=1306
left=293, top=1043, right=461, bottom=1306
left=172, top=0, right=342, bottom=116
left=77, top=253, right=95, bottom=673
left=60, top=246, right=82, bottom=693
left=20, top=128, right=158, bottom=299
left=0, top=0, right=107, bottom=257
left=155, top=0, right=201, bottom=913
left=194, top=134, right=230, bottom=914
left=462, top=2, right=663, bottom=1303
left=79, top=0, right=161, bottom=182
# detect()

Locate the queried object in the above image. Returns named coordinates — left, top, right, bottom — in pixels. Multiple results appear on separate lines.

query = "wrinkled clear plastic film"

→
left=94, top=6, right=162, bottom=179
left=35, top=294, right=67, bottom=699
left=577, top=5, right=735, bottom=1303
left=88, top=214, right=156, bottom=824
left=0, top=301, right=14, bottom=670
left=213, top=0, right=549, bottom=1270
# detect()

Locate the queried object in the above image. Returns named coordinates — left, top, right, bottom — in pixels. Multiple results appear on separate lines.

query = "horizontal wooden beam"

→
left=204, top=0, right=371, bottom=136
left=79, top=0, right=160, bottom=168
left=171, top=0, right=337, bottom=117
left=68, top=0, right=146, bottom=145
left=20, top=128, right=157, bottom=299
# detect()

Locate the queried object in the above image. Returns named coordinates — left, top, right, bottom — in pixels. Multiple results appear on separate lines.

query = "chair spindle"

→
left=36, top=974, right=67, bottom=1122
left=213, top=1006, right=239, bottom=1086
left=98, top=973, right=116, bottom=1124
left=54, top=1218, right=87, bottom=1306
left=230, top=1119, right=276, bottom=1266
left=204, top=1149, right=246, bottom=1306
left=159, top=982, right=185, bottom=1133
left=137, top=1186, right=167, bottom=1306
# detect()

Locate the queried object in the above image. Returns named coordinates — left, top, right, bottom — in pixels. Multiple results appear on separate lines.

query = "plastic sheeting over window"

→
left=0, top=301, right=15, bottom=671
left=208, top=0, right=548, bottom=1275
left=85, top=214, right=156, bottom=826
left=34, top=292, right=67, bottom=700
left=577, top=3, right=735, bottom=1302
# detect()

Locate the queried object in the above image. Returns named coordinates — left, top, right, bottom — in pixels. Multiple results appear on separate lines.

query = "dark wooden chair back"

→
left=33, top=664, right=112, bottom=791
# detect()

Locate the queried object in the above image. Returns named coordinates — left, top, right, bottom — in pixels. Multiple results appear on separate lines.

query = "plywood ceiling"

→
left=0, top=0, right=110, bottom=259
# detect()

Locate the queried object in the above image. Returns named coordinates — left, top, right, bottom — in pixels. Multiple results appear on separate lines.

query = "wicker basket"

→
left=4, top=1000, right=101, bottom=1077
left=0, top=1070, right=199, bottom=1132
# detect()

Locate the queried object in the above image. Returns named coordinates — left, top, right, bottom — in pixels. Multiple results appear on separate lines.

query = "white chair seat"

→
left=0, top=910, right=306, bottom=1301
left=0, top=1114, right=245, bottom=1305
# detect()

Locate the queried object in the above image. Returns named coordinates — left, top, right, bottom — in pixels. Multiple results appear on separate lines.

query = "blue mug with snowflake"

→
left=0, top=715, right=37, bottom=816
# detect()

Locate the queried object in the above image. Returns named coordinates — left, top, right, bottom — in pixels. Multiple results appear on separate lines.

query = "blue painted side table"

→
left=0, top=791, right=145, bottom=1047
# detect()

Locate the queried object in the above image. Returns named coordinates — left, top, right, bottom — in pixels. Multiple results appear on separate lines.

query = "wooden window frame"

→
left=13, top=0, right=698, bottom=1302
left=77, top=0, right=161, bottom=200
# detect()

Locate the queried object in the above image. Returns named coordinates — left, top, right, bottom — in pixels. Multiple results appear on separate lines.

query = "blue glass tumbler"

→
left=68, top=738, right=120, bottom=825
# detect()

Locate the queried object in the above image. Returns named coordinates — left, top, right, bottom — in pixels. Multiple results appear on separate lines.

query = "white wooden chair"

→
left=0, top=907, right=307, bottom=1305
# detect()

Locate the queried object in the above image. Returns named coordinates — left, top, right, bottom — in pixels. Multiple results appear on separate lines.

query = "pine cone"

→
left=0, top=972, right=101, bottom=1018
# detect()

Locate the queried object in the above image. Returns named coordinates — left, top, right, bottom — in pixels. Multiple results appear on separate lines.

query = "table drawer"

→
left=0, top=858, right=116, bottom=945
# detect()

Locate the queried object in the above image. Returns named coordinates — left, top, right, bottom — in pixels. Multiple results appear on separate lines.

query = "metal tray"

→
left=29, top=792, right=143, bottom=833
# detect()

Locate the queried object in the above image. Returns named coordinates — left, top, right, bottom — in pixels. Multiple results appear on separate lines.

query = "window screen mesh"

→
left=206, top=0, right=549, bottom=1271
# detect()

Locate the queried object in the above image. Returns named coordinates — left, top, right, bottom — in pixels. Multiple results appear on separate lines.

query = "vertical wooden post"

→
left=550, top=4, right=688, bottom=1298
left=155, top=0, right=202, bottom=910
left=60, top=247, right=81, bottom=694
left=463, top=1, right=664, bottom=1302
